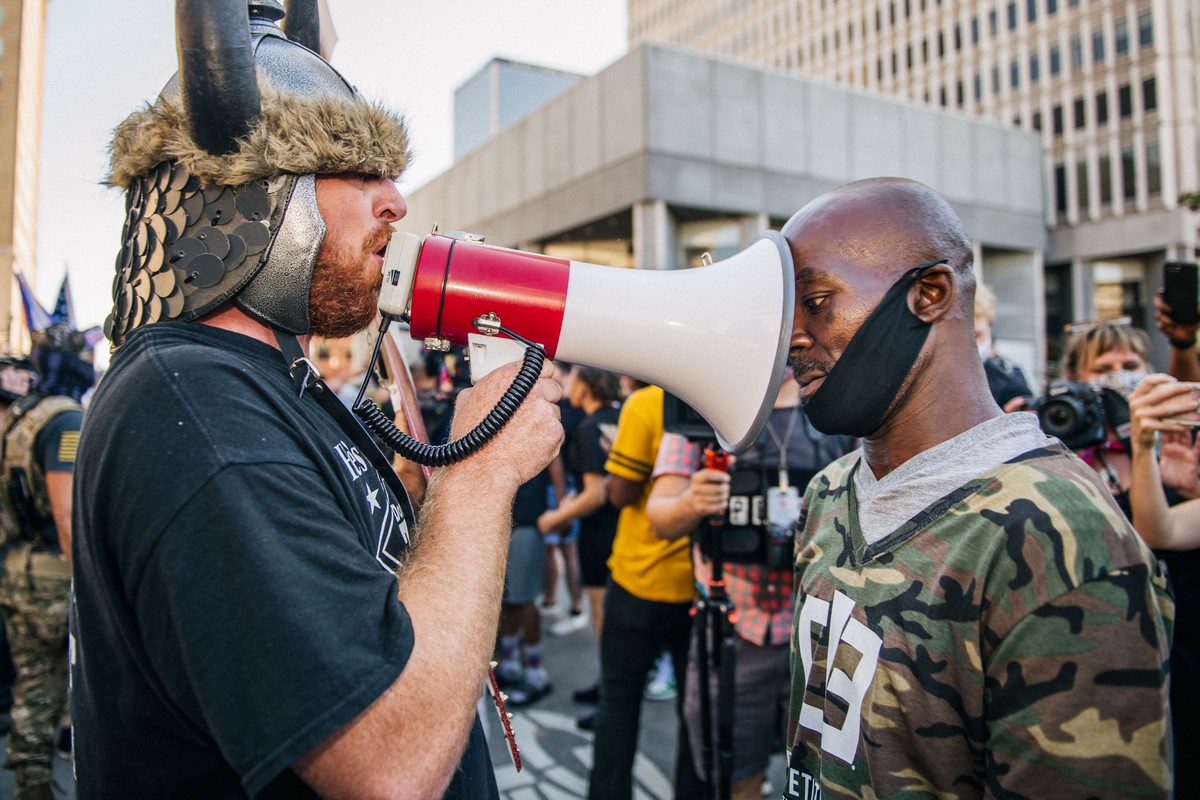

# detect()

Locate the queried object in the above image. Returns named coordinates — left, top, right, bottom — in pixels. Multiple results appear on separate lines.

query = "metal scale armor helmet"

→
left=103, top=0, right=410, bottom=348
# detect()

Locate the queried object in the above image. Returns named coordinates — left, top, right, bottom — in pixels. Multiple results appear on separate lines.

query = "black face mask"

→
left=801, top=260, right=946, bottom=438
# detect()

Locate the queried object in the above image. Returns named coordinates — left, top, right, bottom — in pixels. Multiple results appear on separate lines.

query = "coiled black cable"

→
left=353, top=317, right=546, bottom=467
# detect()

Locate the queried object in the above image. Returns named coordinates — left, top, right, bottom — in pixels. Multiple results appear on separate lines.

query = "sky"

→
left=33, top=0, right=629, bottom=339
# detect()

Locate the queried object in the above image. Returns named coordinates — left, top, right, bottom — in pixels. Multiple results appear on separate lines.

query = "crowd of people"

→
left=0, top=3, right=1194, bottom=800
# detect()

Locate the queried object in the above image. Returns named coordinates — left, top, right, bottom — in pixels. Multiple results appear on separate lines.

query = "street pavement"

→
left=483, top=597, right=682, bottom=800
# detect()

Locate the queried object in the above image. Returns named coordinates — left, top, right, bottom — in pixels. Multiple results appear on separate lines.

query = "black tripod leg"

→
left=716, top=603, right=737, bottom=800
left=694, top=598, right=715, bottom=799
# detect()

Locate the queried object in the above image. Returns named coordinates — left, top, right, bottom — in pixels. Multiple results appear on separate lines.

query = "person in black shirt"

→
left=70, top=4, right=562, bottom=798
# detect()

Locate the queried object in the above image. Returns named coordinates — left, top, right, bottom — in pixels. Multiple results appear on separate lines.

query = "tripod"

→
left=694, top=446, right=737, bottom=800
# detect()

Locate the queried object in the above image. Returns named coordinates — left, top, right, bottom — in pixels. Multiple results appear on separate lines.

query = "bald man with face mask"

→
left=782, top=177, right=1173, bottom=800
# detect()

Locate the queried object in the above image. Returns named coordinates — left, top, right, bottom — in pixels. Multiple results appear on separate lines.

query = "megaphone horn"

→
left=378, top=230, right=795, bottom=453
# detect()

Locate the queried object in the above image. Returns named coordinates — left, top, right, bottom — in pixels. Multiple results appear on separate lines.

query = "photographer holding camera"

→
left=645, top=377, right=854, bottom=800
left=1044, top=319, right=1200, bottom=798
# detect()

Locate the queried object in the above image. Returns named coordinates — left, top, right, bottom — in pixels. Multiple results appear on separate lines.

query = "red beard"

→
left=307, top=224, right=390, bottom=338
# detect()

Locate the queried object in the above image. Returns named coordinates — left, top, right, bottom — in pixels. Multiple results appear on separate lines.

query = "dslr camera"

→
left=663, top=393, right=799, bottom=570
left=1027, top=378, right=1133, bottom=451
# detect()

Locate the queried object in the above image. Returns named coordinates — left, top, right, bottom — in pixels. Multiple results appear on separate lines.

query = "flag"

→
left=14, top=271, right=53, bottom=333
left=51, top=274, right=75, bottom=328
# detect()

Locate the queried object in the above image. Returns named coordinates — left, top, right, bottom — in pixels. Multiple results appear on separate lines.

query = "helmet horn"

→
left=282, top=0, right=322, bottom=53
left=175, top=0, right=262, bottom=155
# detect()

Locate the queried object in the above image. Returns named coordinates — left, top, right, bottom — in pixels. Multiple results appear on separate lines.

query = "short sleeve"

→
left=652, top=432, right=702, bottom=479
left=36, top=409, right=83, bottom=473
left=605, top=388, right=661, bottom=483
left=134, top=461, right=414, bottom=794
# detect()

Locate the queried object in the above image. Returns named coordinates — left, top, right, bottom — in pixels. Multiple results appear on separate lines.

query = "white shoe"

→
left=550, top=612, right=589, bottom=636
left=644, top=653, right=677, bottom=701
left=539, top=602, right=566, bottom=621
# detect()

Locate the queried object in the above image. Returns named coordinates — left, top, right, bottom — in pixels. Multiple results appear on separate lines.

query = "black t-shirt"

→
left=70, top=323, right=497, bottom=799
left=567, top=405, right=621, bottom=541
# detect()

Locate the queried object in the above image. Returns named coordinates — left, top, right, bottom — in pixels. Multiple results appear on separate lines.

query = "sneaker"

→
left=495, top=660, right=523, bottom=688
left=643, top=674, right=676, bottom=701
left=644, top=653, right=677, bottom=701
left=550, top=611, right=588, bottom=636
left=506, top=673, right=552, bottom=708
left=539, top=602, right=566, bottom=621
left=576, top=711, right=596, bottom=731
left=572, top=683, right=600, bottom=705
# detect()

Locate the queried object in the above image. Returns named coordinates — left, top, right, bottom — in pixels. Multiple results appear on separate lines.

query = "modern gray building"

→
left=398, top=44, right=1049, bottom=381
left=454, top=58, right=585, bottom=161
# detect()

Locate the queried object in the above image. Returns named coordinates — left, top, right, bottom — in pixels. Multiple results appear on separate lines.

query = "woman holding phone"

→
left=1127, top=372, right=1200, bottom=799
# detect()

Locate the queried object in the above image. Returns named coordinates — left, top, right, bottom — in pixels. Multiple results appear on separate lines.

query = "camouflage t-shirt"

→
left=786, top=443, right=1173, bottom=800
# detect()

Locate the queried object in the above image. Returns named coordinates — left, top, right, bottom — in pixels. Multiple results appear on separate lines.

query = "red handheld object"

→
left=703, top=447, right=730, bottom=526
left=704, top=447, right=730, bottom=473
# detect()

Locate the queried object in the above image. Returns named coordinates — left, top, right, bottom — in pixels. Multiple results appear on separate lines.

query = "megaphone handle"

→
left=354, top=318, right=547, bottom=468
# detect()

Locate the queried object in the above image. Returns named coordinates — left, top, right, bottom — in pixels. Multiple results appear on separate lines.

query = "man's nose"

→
left=377, top=180, right=407, bottom=222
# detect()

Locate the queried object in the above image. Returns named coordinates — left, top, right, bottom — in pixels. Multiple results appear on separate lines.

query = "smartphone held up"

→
left=1163, top=262, right=1200, bottom=326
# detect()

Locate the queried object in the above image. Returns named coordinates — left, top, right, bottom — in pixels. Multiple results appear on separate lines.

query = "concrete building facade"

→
left=627, top=0, right=1200, bottom=374
left=399, top=44, right=1049, bottom=380
left=0, top=0, right=46, bottom=354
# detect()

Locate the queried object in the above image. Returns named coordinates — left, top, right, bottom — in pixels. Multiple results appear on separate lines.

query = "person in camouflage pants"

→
left=781, top=178, right=1172, bottom=798
left=0, top=326, right=88, bottom=800
left=0, top=552, right=71, bottom=798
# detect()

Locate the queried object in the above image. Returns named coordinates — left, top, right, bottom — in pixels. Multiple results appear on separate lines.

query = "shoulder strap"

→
left=273, top=332, right=417, bottom=531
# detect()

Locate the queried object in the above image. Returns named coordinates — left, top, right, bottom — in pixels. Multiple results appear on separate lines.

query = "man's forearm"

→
left=295, top=464, right=517, bottom=798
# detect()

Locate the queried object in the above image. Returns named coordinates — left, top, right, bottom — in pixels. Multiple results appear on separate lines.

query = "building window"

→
left=1027, top=0, right=1037, bottom=22
left=1138, top=11, right=1153, bottom=46
left=1143, top=76, right=1157, bottom=111
left=1092, top=30, right=1105, bottom=62
left=992, top=67, right=1001, bottom=94
left=1073, top=97, right=1086, bottom=128
left=1047, top=0, right=1058, bottom=13
left=1121, top=147, right=1136, bottom=199
left=1008, top=2, right=1018, bottom=29
left=938, top=32, right=945, bottom=56
left=1029, top=53, right=1040, bottom=81
left=1053, top=104, right=1064, bottom=134
left=1055, top=164, right=1068, bottom=213
left=1032, top=110, right=1042, bottom=130
left=971, top=16, right=979, bottom=43
left=1050, top=45, right=1061, bottom=74
left=1070, top=36, right=1083, bottom=69
left=1115, top=18, right=1129, bottom=54
left=974, top=73, right=983, bottom=100
left=1147, top=142, right=1162, bottom=196
left=989, top=9, right=998, bottom=36
left=1011, top=61, right=1020, bottom=87
left=1096, top=91, right=1108, bottom=124
left=1119, top=84, right=1132, bottom=116
left=1076, top=160, right=1089, bottom=210
left=940, top=86, right=948, bottom=105
left=955, top=24, right=962, bottom=50
left=1099, top=154, right=1113, bottom=203
left=906, top=45, right=913, bottom=69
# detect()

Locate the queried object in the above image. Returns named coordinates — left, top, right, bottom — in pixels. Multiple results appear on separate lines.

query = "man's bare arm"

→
left=294, top=360, right=563, bottom=799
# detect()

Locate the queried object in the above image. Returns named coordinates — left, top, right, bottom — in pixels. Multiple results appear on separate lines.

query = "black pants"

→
left=588, top=579, right=702, bottom=800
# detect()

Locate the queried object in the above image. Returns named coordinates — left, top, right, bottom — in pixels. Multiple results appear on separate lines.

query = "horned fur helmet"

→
left=104, top=0, right=410, bottom=348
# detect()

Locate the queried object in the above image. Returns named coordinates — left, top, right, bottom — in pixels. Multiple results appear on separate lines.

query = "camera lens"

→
left=1040, top=399, right=1079, bottom=436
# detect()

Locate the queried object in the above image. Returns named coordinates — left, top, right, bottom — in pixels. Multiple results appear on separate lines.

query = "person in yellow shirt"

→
left=588, top=384, right=701, bottom=799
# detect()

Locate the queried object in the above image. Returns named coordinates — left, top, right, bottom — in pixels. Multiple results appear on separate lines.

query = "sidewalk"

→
left=483, top=599, right=681, bottom=800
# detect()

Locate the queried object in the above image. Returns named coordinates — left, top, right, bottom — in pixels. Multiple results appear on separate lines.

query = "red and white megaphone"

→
left=378, top=229, right=795, bottom=453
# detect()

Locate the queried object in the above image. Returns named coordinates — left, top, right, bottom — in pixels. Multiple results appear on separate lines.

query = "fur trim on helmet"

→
left=106, top=74, right=410, bottom=189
